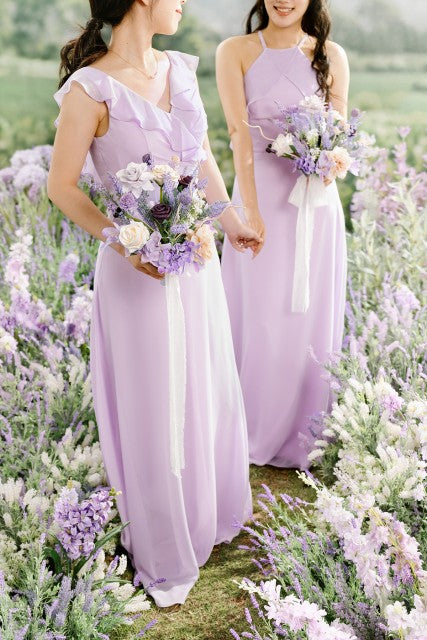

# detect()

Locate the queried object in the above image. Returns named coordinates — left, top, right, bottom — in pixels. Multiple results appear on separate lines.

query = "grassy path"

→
left=113, top=466, right=311, bottom=640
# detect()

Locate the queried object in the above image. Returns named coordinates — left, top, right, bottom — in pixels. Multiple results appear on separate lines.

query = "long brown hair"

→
left=59, top=0, right=135, bottom=88
left=246, top=0, right=331, bottom=100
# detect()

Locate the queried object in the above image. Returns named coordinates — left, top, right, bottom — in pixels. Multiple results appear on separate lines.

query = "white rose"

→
left=271, top=133, right=294, bottom=157
left=116, top=162, right=154, bottom=198
left=119, top=222, right=150, bottom=253
left=152, top=164, right=180, bottom=187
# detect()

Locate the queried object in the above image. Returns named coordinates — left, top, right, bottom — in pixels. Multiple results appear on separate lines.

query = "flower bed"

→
left=231, top=133, right=427, bottom=640
left=0, top=148, right=155, bottom=638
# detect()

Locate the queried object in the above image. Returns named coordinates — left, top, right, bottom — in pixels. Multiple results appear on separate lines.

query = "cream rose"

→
left=116, top=162, right=154, bottom=198
left=271, top=133, right=294, bottom=157
left=328, top=146, right=353, bottom=180
left=152, top=164, right=180, bottom=187
left=119, top=222, right=150, bottom=253
left=187, top=224, right=215, bottom=263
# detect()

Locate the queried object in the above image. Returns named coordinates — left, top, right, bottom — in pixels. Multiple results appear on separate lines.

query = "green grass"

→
left=111, top=466, right=313, bottom=640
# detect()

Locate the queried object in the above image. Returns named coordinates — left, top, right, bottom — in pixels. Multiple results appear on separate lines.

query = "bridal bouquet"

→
left=101, top=155, right=227, bottom=275
left=265, top=96, right=371, bottom=314
left=267, top=94, right=367, bottom=181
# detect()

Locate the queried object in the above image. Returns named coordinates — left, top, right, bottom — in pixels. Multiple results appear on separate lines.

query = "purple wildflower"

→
left=54, top=487, right=113, bottom=561
left=119, top=192, right=138, bottom=213
left=295, top=154, right=316, bottom=175
left=58, top=253, right=79, bottom=284
left=157, top=240, right=197, bottom=275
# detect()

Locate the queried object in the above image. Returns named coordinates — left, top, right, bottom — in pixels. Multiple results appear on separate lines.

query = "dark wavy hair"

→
left=246, top=0, right=331, bottom=100
left=59, top=0, right=136, bottom=88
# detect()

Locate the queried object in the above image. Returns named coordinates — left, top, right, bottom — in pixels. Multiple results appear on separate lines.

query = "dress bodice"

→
left=244, top=31, right=319, bottom=153
left=54, top=51, right=208, bottom=186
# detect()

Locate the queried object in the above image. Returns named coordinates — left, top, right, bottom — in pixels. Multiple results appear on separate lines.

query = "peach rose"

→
left=187, top=224, right=214, bottom=263
left=329, top=146, right=353, bottom=180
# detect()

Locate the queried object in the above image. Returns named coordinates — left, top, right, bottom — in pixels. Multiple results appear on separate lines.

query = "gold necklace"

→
left=108, top=48, right=159, bottom=80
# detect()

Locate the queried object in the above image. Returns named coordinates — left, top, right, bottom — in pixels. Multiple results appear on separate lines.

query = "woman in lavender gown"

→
left=217, top=0, right=349, bottom=468
left=47, top=0, right=261, bottom=608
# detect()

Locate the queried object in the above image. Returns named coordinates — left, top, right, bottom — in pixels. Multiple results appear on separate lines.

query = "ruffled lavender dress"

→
left=221, top=32, right=347, bottom=469
left=54, top=51, right=252, bottom=607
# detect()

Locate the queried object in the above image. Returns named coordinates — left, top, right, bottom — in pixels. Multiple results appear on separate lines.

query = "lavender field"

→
left=0, top=131, right=426, bottom=639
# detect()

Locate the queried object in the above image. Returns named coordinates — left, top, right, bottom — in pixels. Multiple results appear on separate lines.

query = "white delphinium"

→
left=0, top=478, right=24, bottom=505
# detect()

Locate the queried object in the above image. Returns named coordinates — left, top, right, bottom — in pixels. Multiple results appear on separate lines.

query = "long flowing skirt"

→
left=90, top=244, right=252, bottom=606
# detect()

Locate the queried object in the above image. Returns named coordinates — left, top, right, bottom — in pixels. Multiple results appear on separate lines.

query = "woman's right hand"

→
left=246, top=209, right=266, bottom=244
left=127, top=254, right=165, bottom=280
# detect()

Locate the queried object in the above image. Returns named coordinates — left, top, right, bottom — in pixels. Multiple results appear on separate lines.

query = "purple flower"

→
left=316, top=151, right=334, bottom=180
left=142, top=153, right=153, bottom=166
left=54, top=487, right=113, bottom=561
left=151, top=203, right=172, bottom=221
left=119, top=192, right=138, bottom=213
left=0, top=167, right=15, bottom=184
left=157, top=240, right=197, bottom=275
left=295, top=154, right=316, bottom=175
left=58, top=253, right=79, bottom=284
left=13, top=164, right=47, bottom=199
left=170, top=223, right=190, bottom=235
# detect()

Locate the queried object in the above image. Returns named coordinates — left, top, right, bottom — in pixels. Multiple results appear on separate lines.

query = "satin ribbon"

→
left=288, top=174, right=330, bottom=313
left=165, top=274, right=187, bottom=478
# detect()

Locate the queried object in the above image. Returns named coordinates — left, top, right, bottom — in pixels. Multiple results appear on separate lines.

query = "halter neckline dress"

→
left=221, top=31, right=347, bottom=469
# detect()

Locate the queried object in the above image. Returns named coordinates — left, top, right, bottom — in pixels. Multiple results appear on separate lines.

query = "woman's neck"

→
left=109, top=15, right=155, bottom=65
left=262, top=22, right=305, bottom=49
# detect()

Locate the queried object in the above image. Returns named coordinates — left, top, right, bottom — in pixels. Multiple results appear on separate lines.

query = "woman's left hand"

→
left=227, top=223, right=263, bottom=257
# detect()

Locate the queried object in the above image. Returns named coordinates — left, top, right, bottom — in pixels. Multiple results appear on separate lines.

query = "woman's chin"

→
left=157, top=22, right=180, bottom=37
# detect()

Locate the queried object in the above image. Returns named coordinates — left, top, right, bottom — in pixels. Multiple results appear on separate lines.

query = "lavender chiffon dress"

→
left=54, top=51, right=252, bottom=607
left=221, top=32, right=347, bottom=469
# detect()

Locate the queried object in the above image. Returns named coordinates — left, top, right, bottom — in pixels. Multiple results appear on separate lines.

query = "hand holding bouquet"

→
left=101, top=156, right=228, bottom=276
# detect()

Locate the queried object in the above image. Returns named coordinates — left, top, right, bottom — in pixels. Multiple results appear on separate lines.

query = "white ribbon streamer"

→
left=288, top=174, right=329, bottom=313
left=165, top=274, right=186, bottom=478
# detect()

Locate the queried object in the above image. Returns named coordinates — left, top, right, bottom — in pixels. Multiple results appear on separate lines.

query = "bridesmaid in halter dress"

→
left=217, top=0, right=349, bottom=469
left=48, top=0, right=261, bottom=608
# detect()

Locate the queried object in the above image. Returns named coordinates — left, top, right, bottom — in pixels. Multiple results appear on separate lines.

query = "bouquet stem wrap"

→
left=165, top=274, right=187, bottom=478
left=289, top=174, right=329, bottom=313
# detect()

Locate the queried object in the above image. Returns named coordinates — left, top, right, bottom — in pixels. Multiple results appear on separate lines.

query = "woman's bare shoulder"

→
left=217, top=33, right=261, bottom=56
